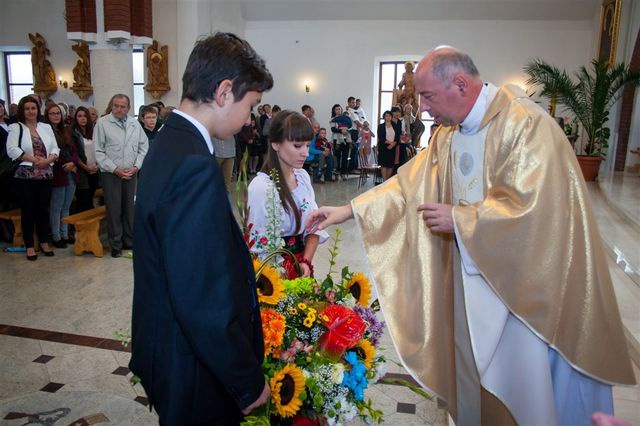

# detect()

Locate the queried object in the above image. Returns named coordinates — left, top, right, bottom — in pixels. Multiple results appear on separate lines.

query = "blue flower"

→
left=342, top=351, right=368, bottom=401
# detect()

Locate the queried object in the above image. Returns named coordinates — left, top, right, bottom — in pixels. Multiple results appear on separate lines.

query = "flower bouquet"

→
left=243, top=229, right=387, bottom=426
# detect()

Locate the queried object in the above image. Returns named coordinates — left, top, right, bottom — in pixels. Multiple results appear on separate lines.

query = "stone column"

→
left=90, top=47, right=134, bottom=114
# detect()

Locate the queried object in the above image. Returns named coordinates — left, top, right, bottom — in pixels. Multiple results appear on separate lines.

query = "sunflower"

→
left=253, top=259, right=285, bottom=305
left=346, top=272, right=372, bottom=306
left=270, top=364, right=306, bottom=418
left=353, top=339, right=376, bottom=369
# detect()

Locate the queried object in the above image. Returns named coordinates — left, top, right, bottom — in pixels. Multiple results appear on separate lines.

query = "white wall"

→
left=245, top=19, right=594, bottom=129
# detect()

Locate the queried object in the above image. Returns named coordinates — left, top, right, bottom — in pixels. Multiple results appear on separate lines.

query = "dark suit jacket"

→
left=130, top=112, right=264, bottom=425
left=376, top=121, right=401, bottom=168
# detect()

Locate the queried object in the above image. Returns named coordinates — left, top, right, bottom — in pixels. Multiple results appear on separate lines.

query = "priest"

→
left=306, top=46, right=636, bottom=425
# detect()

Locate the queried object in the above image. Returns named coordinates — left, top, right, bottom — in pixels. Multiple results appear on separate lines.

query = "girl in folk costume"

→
left=248, top=110, right=328, bottom=277
left=358, top=121, right=375, bottom=164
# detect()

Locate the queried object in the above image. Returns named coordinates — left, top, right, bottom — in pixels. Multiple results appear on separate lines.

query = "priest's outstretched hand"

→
left=306, top=204, right=354, bottom=233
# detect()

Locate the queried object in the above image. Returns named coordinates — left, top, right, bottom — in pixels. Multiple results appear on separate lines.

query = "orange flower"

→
left=261, top=308, right=286, bottom=357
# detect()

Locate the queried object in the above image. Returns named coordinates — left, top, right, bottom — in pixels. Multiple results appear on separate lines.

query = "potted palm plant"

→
left=523, top=59, right=640, bottom=180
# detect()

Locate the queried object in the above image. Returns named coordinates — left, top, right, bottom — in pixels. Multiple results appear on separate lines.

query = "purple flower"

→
left=354, top=305, right=385, bottom=345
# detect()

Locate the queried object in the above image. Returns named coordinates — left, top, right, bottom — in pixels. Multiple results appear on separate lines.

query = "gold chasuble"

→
left=351, top=85, right=636, bottom=422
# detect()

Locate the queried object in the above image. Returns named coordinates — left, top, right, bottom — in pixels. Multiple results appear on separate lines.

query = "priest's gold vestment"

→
left=351, top=85, right=636, bottom=421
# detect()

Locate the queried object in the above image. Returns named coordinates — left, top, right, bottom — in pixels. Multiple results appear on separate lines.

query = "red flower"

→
left=292, top=415, right=319, bottom=426
left=318, top=305, right=366, bottom=358
left=259, top=236, right=269, bottom=246
left=282, top=256, right=299, bottom=279
left=243, top=223, right=255, bottom=248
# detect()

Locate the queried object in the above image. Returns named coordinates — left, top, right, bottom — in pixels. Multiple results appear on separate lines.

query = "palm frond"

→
left=523, top=58, right=640, bottom=156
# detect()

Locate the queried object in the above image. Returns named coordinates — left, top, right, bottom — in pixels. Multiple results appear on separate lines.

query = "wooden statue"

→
left=393, top=61, right=419, bottom=113
left=28, top=33, right=57, bottom=99
left=71, top=41, right=93, bottom=101
left=144, top=40, right=171, bottom=99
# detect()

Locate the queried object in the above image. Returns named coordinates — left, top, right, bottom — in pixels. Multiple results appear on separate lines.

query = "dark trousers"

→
left=13, top=178, right=52, bottom=248
left=101, top=172, right=136, bottom=250
left=75, top=173, right=100, bottom=212
left=335, top=143, right=350, bottom=174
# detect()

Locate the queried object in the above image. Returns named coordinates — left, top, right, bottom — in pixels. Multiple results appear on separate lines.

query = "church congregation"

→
left=1, top=1, right=639, bottom=425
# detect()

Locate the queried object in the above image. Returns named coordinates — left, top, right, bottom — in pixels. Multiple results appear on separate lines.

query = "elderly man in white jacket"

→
left=94, top=94, right=148, bottom=258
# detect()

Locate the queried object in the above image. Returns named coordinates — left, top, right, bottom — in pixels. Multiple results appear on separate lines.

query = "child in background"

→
left=315, top=126, right=336, bottom=182
left=358, top=121, right=375, bottom=164
left=140, top=106, right=158, bottom=144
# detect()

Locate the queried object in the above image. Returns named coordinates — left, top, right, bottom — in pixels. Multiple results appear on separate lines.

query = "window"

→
left=132, top=47, right=145, bottom=116
left=377, top=60, right=433, bottom=147
left=4, top=52, right=33, bottom=105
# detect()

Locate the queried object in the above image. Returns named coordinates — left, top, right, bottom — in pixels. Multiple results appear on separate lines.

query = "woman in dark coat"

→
left=377, top=110, right=401, bottom=181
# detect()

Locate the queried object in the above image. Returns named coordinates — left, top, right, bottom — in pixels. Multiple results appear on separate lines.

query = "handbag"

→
left=0, top=124, right=23, bottom=177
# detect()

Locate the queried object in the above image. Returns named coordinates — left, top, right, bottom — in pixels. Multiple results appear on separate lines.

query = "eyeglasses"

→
left=49, top=111, right=62, bottom=116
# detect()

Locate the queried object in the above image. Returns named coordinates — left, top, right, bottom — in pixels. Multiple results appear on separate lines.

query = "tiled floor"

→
left=0, top=171, right=638, bottom=425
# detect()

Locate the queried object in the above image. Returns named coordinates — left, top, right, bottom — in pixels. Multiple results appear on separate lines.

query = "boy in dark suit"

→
left=130, top=33, right=273, bottom=425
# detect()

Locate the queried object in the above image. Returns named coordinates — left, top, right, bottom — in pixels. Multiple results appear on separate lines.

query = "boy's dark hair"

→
left=301, top=104, right=311, bottom=113
left=140, top=105, right=158, bottom=118
left=272, top=105, right=281, bottom=113
left=390, top=106, right=401, bottom=114
left=182, top=32, right=273, bottom=103
left=347, top=96, right=355, bottom=103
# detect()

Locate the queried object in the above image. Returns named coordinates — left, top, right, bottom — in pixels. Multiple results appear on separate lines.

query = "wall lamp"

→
left=59, top=76, right=68, bottom=89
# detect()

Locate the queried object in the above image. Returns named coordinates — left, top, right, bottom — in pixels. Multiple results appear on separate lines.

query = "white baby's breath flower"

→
left=330, top=362, right=345, bottom=384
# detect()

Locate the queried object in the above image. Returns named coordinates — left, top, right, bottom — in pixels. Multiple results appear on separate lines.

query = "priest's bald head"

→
left=415, top=46, right=484, bottom=127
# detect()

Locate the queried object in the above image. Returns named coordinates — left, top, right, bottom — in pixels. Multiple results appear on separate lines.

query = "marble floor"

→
left=0, top=170, right=638, bottom=425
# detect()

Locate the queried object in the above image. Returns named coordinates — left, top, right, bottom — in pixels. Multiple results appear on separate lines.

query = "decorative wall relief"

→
left=71, top=41, right=93, bottom=100
left=144, top=40, right=170, bottom=99
left=597, top=0, right=622, bottom=66
left=29, top=33, right=57, bottom=99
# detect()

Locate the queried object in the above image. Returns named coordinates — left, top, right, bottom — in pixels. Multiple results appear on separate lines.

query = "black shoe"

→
left=27, top=253, right=38, bottom=261
left=65, top=236, right=75, bottom=245
left=111, top=249, right=122, bottom=258
left=52, top=239, right=67, bottom=249
left=39, top=244, right=54, bottom=257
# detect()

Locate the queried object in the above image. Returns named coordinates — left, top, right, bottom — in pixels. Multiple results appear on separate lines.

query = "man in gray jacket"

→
left=95, top=94, right=148, bottom=257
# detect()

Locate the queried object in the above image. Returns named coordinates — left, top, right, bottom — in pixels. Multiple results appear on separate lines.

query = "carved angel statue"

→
left=145, top=40, right=170, bottom=99
left=28, top=33, right=57, bottom=97
left=71, top=41, right=93, bottom=100
left=395, top=61, right=419, bottom=113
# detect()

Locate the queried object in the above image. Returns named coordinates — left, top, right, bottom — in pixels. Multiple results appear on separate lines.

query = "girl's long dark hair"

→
left=261, top=110, right=314, bottom=234
left=73, top=106, right=94, bottom=139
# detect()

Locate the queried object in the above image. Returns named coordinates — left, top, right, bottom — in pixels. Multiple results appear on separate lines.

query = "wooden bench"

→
left=62, top=206, right=107, bottom=257
left=0, top=209, right=25, bottom=246
left=94, top=188, right=104, bottom=204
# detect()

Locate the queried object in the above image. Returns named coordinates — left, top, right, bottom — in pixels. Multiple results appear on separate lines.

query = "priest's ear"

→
left=213, top=79, right=234, bottom=106
left=452, top=73, right=470, bottom=94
